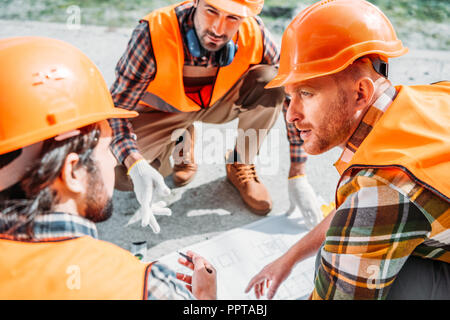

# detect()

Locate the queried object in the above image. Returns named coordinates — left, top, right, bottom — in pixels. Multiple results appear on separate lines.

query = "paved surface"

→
left=2, top=20, right=449, bottom=261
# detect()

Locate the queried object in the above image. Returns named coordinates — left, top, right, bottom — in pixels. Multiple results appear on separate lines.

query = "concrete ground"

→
left=1, top=19, right=449, bottom=261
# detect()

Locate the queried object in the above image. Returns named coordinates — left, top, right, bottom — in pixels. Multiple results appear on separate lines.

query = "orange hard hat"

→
left=0, top=37, right=137, bottom=155
left=204, top=0, right=264, bottom=17
left=266, top=0, right=408, bottom=88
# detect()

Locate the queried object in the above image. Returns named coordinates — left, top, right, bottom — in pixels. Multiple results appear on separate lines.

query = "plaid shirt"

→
left=109, top=1, right=306, bottom=165
left=0, top=212, right=194, bottom=300
left=312, top=85, right=450, bottom=300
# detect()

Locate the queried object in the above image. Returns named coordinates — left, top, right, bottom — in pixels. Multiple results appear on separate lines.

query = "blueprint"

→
left=155, top=214, right=316, bottom=300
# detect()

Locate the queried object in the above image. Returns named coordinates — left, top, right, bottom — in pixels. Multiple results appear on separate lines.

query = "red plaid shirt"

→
left=109, top=1, right=306, bottom=165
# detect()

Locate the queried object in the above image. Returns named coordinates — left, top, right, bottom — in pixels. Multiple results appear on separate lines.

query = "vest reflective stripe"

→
left=140, top=1, right=264, bottom=112
left=140, top=91, right=181, bottom=113
left=0, top=236, right=151, bottom=299
left=336, top=81, right=450, bottom=207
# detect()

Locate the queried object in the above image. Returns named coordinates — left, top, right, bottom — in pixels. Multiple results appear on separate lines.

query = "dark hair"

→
left=0, top=123, right=101, bottom=239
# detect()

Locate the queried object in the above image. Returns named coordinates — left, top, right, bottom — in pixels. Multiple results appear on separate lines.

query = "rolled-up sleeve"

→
left=146, top=262, right=195, bottom=300
left=109, top=21, right=156, bottom=164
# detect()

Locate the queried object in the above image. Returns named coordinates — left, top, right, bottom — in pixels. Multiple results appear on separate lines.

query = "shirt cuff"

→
left=290, top=144, right=308, bottom=163
left=110, top=136, right=140, bottom=165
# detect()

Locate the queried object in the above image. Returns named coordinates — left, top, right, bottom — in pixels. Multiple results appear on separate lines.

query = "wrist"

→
left=124, top=152, right=144, bottom=170
left=289, top=162, right=306, bottom=178
left=197, top=292, right=217, bottom=300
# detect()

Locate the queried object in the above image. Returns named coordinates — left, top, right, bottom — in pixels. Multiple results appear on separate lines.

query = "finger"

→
left=142, top=206, right=161, bottom=233
left=187, top=250, right=207, bottom=267
left=140, top=186, right=154, bottom=226
left=189, top=251, right=216, bottom=275
left=141, top=205, right=152, bottom=226
left=255, top=282, right=264, bottom=299
left=178, top=257, right=194, bottom=270
left=301, top=209, right=317, bottom=230
left=192, top=256, right=207, bottom=272
left=151, top=200, right=172, bottom=216
left=148, top=217, right=161, bottom=233
left=155, top=179, right=171, bottom=197
left=142, top=184, right=154, bottom=207
left=125, top=207, right=143, bottom=226
left=152, top=200, right=167, bottom=208
left=259, top=281, right=265, bottom=297
left=294, top=199, right=315, bottom=230
left=286, top=200, right=296, bottom=216
left=176, top=273, right=192, bottom=284
left=254, top=283, right=260, bottom=299
left=186, top=250, right=198, bottom=260
left=267, top=279, right=282, bottom=300
left=245, top=274, right=264, bottom=293
left=152, top=207, right=172, bottom=216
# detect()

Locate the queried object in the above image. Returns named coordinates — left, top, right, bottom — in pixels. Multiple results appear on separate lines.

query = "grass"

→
left=1, top=0, right=449, bottom=50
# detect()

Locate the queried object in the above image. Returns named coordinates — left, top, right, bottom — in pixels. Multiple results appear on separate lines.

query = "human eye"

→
left=299, top=90, right=313, bottom=97
left=207, top=8, right=218, bottom=16
left=227, top=15, right=240, bottom=22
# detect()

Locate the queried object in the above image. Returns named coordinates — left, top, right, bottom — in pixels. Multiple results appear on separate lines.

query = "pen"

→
left=178, top=251, right=213, bottom=274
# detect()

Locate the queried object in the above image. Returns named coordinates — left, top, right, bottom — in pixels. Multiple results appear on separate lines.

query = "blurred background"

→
left=1, top=0, right=449, bottom=50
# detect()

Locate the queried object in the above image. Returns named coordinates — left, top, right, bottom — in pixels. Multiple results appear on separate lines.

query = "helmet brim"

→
left=0, top=108, right=138, bottom=155
left=203, top=0, right=262, bottom=17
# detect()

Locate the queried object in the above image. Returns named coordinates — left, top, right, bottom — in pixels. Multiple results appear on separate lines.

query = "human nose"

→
left=286, top=96, right=304, bottom=124
left=211, top=15, right=226, bottom=36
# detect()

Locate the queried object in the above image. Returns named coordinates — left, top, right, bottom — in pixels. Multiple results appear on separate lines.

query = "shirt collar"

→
left=334, top=85, right=398, bottom=175
left=0, top=212, right=98, bottom=240
left=183, top=3, right=196, bottom=31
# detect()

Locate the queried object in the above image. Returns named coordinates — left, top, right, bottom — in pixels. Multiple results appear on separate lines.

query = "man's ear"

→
left=355, top=77, right=375, bottom=111
left=60, top=153, right=86, bottom=194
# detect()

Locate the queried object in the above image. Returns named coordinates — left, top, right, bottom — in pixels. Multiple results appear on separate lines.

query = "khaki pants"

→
left=115, top=65, right=285, bottom=190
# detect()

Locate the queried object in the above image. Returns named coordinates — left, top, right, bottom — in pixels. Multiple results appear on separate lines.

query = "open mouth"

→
left=299, top=130, right=312, bottom=140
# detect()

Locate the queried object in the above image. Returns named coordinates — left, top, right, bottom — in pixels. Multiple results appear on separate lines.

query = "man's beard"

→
left=84, top=170, right=113, bottom=223
left=304, top=88, right=354, bottom=155
left=199, top=30, right=228, bottom=52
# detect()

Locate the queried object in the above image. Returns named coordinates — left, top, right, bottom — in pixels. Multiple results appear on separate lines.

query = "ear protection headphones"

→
left=186, top=28, right=238, bottom=67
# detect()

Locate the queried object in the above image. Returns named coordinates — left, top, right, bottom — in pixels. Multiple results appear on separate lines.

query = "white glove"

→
left=127, top=159, right=172, bottom=233
left=287, top=175, right=322, bottom=230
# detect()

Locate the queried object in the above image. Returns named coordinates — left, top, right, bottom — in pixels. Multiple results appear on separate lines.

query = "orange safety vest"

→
left=139, top=1, right=264, bottom=112
left=0, top=235, right=151, bottom=299
left=336, top=81, right=450, bottom=207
